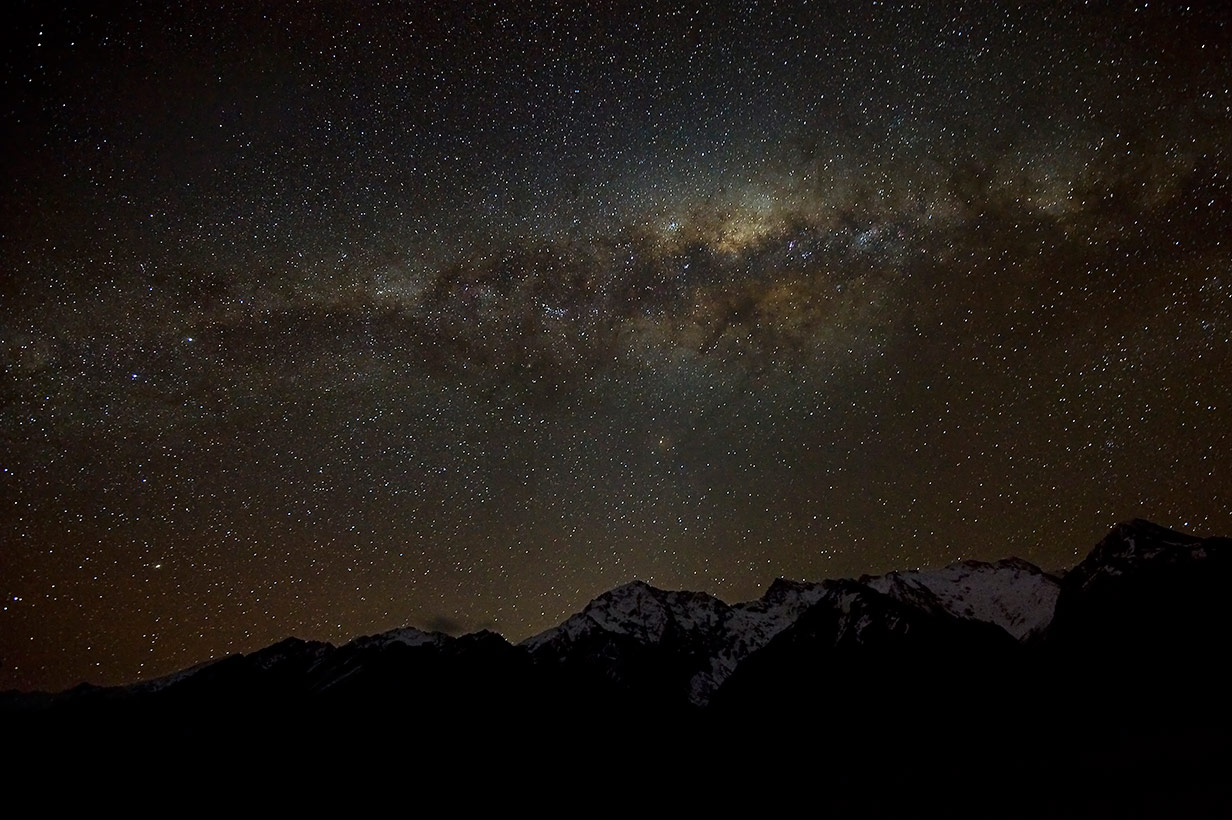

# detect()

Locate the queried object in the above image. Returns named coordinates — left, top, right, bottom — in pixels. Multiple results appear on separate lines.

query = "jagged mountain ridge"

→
left=64, top=553, right=1053, bottom=711
left=521, top=550, right=1059, bottom=704
left=860, top=556, right=1060, bottom=640
left=6, top=517, right=1230, bottom=815
left=5, top=519, right=1226, bottom=713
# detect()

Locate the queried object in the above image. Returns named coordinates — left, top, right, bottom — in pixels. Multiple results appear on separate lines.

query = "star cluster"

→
left=2, top=1, right=1230, bottom=691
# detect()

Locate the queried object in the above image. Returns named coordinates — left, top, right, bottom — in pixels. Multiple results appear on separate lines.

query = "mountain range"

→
left=5, top=518, right=1230, bottom=814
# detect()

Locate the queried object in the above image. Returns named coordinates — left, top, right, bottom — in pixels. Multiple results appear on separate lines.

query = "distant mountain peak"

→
left=762, top=577, right=827, bottom=603
left=1103, top=518, right=1199, bottom=550
left=346, top=626, right=449, bottom=652
left=245, top=637, right=334, bottom=671
left=860, top=554, right=1061, bottom=641
left=523, top=578, right=731, bottom=655
left=1062, top=519, right=1226, bottom=598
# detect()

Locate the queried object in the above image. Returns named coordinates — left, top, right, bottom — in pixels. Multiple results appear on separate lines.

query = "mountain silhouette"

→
left=4, top=519, right=1229, bottom=814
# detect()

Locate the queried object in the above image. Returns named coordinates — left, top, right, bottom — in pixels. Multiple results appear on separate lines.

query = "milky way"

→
left=2, top=1, right=1230, bottom=691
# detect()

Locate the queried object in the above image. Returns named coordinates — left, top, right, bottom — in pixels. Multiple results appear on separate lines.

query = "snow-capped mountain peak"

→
left=346, top=626, right=449, bottom=651
left=586, top=582, right=728, bottom=641
left=1064, top=519, right=1219, bottom=594
left=521, top=580, right=730, bottom=653
left=861, top=556, right=1061, bottom=641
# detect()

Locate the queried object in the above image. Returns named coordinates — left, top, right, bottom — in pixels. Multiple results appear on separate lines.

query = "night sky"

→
left=2, top=1, right=1230, bottom=693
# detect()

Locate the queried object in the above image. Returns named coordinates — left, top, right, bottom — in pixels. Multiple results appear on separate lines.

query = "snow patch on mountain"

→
left=1065, top=519, right=1220, bottom=595
left=587, top=581, right=728, bottom=643
left=862, top=557, right=1060, bottom=640
left=522, top=580, right=730, bottom=656
left=520, top=564, right=1059, bottom=705
left=692, top=579, right=830, bottom=702
left=522, top=579, right=834, bottom=704
left=347, top=627, right=448, bottom=651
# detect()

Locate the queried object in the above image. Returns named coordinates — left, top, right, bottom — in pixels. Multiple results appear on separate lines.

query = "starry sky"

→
left=2, top=1, right=1230, bottom=692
